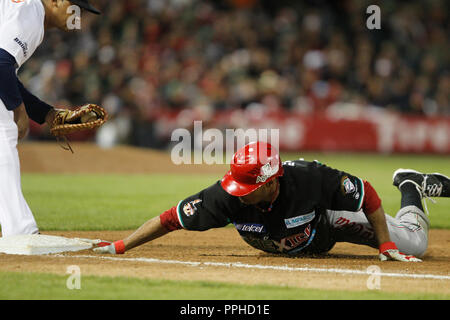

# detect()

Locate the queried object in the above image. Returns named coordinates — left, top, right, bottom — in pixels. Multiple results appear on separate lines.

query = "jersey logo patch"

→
left=284, top=211, right=315, bottom=229
left=341, top=176, right=356, bottom=194
left=182, top=199, right=202, bottom=216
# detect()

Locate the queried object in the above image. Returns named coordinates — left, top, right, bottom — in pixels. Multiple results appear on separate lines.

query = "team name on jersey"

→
left=273, top=224, right=313, bottom=252
left=284, top=224, right=312, bottom=248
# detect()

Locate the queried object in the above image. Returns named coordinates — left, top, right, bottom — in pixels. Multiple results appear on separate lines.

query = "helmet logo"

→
left=255, top=163, right=279, bottom=183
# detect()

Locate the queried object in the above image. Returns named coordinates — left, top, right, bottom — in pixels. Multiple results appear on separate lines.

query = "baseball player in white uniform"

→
left=0, top=0, right=100, bottom=237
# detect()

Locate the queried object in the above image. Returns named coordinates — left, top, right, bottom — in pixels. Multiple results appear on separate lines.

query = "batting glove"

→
left=92, top=240, right=126, bottom=254
left=379, top=241, right=422, bottom=262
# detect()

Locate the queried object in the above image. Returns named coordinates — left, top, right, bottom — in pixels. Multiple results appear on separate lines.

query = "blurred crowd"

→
left=21, top=0, right=449, bottom=145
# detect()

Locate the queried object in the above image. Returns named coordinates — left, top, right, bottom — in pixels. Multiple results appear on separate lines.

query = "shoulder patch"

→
left=182, top=199, right=202, bottom=216
left=341, top=176, right=356, bottom=194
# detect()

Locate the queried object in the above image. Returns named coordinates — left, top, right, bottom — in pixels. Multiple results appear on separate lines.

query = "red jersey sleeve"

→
left=159, top=206, right=182, bottom=231
left=362, top=180, right=382, bottom=215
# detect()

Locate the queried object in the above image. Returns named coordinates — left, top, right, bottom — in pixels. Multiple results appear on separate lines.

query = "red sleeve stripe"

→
left=159, top=204, right=183, bottom=231
left=362, top=180, right=382, bottom=215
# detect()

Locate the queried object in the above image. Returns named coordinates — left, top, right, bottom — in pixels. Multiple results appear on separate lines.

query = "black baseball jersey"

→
left=176, top=160, right=365, bottom=255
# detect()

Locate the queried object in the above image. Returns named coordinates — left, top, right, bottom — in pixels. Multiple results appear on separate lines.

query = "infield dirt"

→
left=1, top=142, right=448, bottom=296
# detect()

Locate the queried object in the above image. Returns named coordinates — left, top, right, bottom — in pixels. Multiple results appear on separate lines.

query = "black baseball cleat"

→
left=393, top=169, right=450, bottom=198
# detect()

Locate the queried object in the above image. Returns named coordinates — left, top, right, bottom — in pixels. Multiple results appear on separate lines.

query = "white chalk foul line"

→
left=57, top=254, right=450, bottom=280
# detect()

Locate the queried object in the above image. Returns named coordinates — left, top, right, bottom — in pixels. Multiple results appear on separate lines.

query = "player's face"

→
left=239, top=179, right=278, bottom=205
left=51, top=0, right=79, bottom=31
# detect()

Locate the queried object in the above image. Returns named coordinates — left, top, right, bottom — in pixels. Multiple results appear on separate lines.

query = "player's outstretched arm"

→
left=93, top=216, right=170, bottom=254
left=93, top=205, right=183, bottom=254
left=94, top=185, right=230, bottom=254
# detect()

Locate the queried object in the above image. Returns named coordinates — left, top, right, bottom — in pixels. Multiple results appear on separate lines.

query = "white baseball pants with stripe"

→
left=0, top=100, right=38, bottom=237
left=327, top=205, right=429, bottom=257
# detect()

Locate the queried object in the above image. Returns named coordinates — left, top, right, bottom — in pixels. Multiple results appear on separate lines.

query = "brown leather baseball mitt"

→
left=50, top=104, right=108, bottom=136
left=49, top=104, right=108, bottom=152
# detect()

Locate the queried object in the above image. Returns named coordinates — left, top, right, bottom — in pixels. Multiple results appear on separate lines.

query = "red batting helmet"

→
left=221, top=141, right=284, bottom=196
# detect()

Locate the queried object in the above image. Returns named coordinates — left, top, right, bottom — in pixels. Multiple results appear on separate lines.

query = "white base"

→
left=0, top=234, right=94, bottom=255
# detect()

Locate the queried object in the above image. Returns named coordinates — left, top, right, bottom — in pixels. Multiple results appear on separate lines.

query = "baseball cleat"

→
left=393, top=169, right=450, bottom=198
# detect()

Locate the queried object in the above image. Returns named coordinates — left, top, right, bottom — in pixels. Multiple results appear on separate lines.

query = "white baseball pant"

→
left=0, top=99, right=38, bottom=237
left=327, top=205, right=429, bottom=257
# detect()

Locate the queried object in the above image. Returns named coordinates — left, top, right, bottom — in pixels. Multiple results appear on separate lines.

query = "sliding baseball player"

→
left=95, top=141, right=449, bottom=262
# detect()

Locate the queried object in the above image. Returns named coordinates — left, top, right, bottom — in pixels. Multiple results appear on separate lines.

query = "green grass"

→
left=20, top=174, right=220, bottom=230
left=0, top=271, right=447, bottom=300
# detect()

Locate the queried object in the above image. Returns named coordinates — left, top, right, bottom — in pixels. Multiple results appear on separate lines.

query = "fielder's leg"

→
left=0, top=101, right=39, bottom=237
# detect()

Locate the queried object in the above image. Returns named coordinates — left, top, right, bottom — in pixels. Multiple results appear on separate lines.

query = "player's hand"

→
left=379, top=241, right=422, bottom=262
left=44, top=108, right=59, bottom=127
left=92, top=240, right=126, bottom=254
left=13, top=103, right=29, bottom=140
left=74, top=238, right=111, bottom=247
